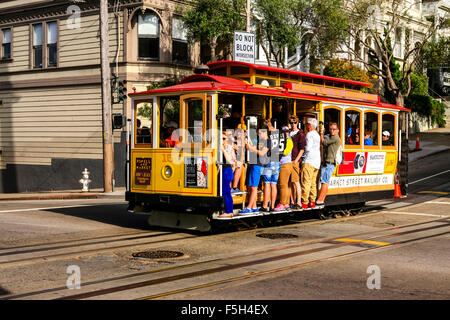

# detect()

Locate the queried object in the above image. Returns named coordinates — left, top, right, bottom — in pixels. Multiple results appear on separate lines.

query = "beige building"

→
left=0, top=0, right=199, bottom=192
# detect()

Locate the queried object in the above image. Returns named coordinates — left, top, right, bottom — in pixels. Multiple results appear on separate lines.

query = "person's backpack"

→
left=335, top=144, right=344, bottom=165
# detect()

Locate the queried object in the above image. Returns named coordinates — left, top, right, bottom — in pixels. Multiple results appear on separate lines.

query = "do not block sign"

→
left=233, top=31, right=255, bottom=64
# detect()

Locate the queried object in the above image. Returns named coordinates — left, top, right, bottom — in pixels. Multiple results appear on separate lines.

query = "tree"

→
left=253, top=0, right=348, bottom=69
left=253, top=0, right=300, bottom=68
left=182, top=0, right=246, bottom=63
left=342, top=0, right=449, bottom=106
left=322, top=58, right=371, bottom=91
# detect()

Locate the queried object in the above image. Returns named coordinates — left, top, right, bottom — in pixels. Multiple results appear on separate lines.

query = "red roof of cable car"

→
left=129, top=65, right=410, bottom=111
left=207, top=60, right=372, bottom=87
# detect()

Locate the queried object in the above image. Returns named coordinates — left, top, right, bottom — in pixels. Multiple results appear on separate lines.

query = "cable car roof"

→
left=207, top=60, right=372, bottom=87
left=129, top=65, right=410, bottom=112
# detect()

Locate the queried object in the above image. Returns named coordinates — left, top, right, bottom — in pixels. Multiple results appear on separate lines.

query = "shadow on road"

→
left=0, top=286, right=11, bottom=296
left=46, top=204, right=151, bottom=230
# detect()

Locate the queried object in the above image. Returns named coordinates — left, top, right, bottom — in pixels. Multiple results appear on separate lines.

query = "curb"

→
left=0, top=193, right=107, bottom=201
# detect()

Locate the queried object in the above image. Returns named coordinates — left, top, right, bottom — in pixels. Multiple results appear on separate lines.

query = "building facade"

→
left=0, top=0, right=199, bottom=192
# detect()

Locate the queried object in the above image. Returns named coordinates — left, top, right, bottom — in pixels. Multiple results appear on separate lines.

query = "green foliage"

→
left=137, top=103, right=152, bottom=119
left=406, top=72, right=429, bottom=96
left=322, top=58, right=371, bottom=92
left=182, top=0, right=246, bottom=62
left=146, top=76, right=180, bottom=90
left=253, top=0, right=348, bottom=67
left=404, top=73, right=447, bottom=127
left=422, top=37, right=450, bottom=69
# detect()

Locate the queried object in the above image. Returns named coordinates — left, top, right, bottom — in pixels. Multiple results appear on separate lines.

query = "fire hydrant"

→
left=79, top=168, right=91, bottom=192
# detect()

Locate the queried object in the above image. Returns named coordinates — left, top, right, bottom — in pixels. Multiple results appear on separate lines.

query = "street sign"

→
left=233, top=31, right=255, bottom=64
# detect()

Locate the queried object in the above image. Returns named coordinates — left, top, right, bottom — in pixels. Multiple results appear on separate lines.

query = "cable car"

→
left=126, top=61, right=410, bottom=232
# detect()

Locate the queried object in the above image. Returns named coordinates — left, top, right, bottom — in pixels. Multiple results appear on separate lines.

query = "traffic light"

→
left=118, top=79, right=127, bottom=102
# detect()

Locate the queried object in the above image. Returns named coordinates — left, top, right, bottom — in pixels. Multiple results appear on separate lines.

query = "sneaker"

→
left=260, top=207, right=271, bottom=213
left=315, top=201, right=325, bottom=209
left=273, top=204, right=287, bottom=212
left=252, top=208, right=260, bottom=213
left=231, top=188, right=244, bottom=194
left=291, top=204, right=302, bottom=210
left=238, top=208, right=253, bottom=215
left=284, top=205, right=291, bottom=211
left=309, top=202, right=316, bottom=209
left=302, top=203, right=310, bottom=210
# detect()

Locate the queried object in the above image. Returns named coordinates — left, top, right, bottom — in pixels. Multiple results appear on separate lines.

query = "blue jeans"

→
left=222, top=167, right=234, bottom=214
left=262, top=161, right=281, bottom=184
left=320, top=163, right=336, bottom=184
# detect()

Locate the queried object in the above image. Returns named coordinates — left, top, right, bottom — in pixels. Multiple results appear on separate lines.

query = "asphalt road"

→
left=0, top=151, right=449, bottom=303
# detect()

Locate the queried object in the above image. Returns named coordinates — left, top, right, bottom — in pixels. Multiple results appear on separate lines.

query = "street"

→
left=0, top=143, right=449, bottom=301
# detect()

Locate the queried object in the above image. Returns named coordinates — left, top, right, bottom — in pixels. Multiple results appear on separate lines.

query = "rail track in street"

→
left=2, top=199, right=448, bottom=300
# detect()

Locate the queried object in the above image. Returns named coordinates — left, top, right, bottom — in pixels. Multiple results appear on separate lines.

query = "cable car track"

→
left=3, top=216, right=449, bottom=300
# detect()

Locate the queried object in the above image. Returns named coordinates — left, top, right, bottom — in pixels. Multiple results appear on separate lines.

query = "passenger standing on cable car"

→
left=301, top=118, right=321, bottom=209
left=219, top=130, right=237, bottom=218
left=274, top=125, right=294, bottom=212
left=260, top=119, right=281, bottom=212
left=239, top=125, right=270, bottom=215
left=288, top=115, right=306, bottom=210
left=316, top=122, right=341, bottom=208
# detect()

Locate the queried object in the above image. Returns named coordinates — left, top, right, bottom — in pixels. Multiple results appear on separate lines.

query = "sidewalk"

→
left=409, top=123, right=450, bottom=162
left=0, top=187, right=125, bottom=201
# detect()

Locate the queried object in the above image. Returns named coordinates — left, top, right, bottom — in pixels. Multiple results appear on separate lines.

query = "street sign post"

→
left=233, top=31, right=255, bottom=64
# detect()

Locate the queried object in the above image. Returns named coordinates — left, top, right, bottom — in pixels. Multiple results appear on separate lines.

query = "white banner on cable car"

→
left=233, top=31, right=255, bottom=64
left=328, top=174, right=394, bottom=189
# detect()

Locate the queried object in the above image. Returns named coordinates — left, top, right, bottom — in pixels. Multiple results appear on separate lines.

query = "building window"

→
left=47, top=21, right=58, bottom=67
left=172, top=17, right=188, bottom=64
left=1, top=28, right=11, bottom=59
left=138, top=13, right=160, bottom=60
left=33, top=24, right=43, bottom=68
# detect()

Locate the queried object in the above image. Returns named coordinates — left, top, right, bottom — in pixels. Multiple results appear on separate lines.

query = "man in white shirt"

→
left=301, top=118, right=321, bottom=209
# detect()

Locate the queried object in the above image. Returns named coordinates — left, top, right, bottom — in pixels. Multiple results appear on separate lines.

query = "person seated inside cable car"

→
left=382, top=131, right=393, bottom=146
left=140, top=126, right=151, bottom=144
left=364, top=129, right=373, bottom=145
left=164, top=121, right=179, bottom=147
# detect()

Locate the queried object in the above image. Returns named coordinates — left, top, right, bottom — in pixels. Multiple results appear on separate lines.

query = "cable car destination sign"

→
left=233, top=31, right=255, bottom=64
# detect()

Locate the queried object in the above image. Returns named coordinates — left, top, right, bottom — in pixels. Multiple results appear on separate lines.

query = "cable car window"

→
left=136, top=101, right=153, bottom=145
left=230, top=66, right=250, bottom=75
left=187, top=99, right=203, bottom=143
left=255, top=77, right=276, bottom=86
left=210, top=67, right=227, bottom=76
left=364, top=112, right=379, bottom=146
left=324, top=108, right=341, bottom=137
left=345, top=110, right=361, bottom=145
left=138, top=13, right=160, bottom=60
left=160, top=96, right=180, bottom=148
left=382, top=114, right=395, bottom=147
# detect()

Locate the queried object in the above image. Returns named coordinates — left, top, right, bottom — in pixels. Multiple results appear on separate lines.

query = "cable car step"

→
left=213, top=207, right=321, bottom=220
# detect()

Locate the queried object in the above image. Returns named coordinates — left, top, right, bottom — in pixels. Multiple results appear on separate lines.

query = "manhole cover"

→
left=132, top=250, right=184, bottom=259
left=256, top=233, right=298, bottom=239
